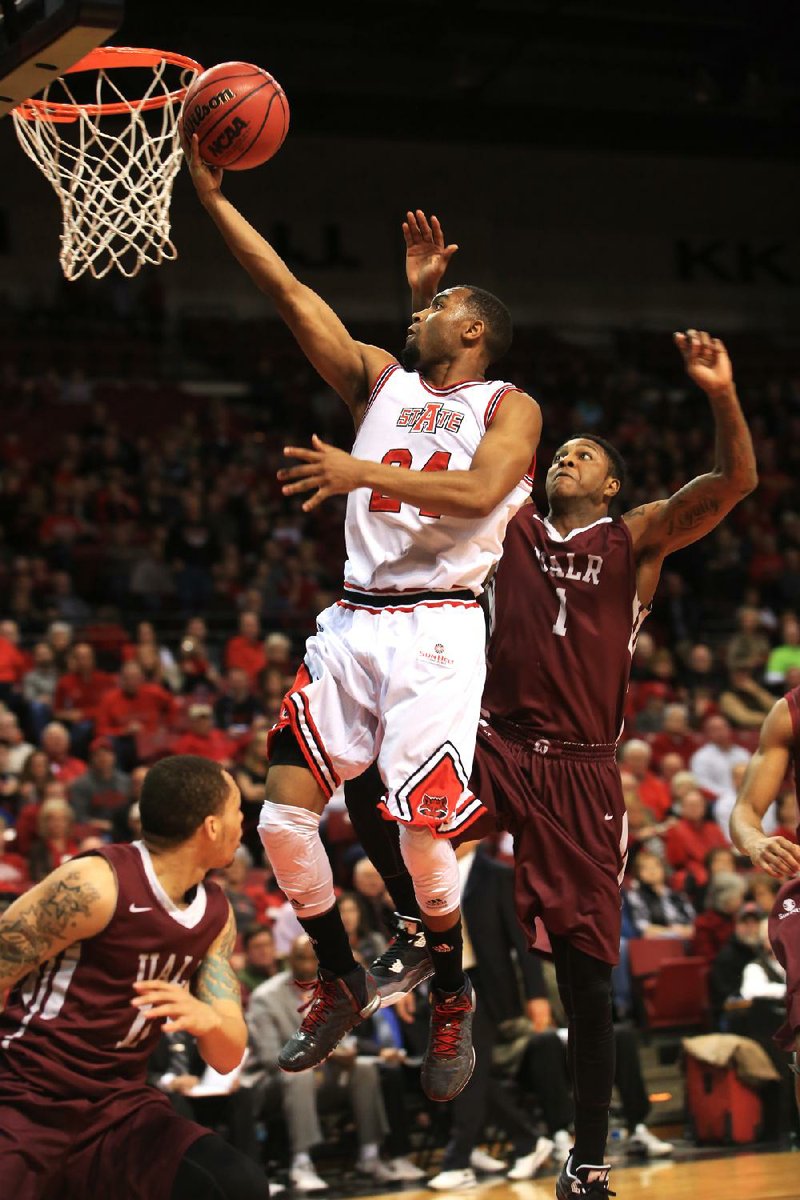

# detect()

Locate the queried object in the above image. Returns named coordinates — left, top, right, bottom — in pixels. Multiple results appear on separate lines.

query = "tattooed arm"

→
left=0, top=858, right=116, bottom=997
left=624, top=330, right=758, bottom=605
left=132, top=903, right=246, bottom=1074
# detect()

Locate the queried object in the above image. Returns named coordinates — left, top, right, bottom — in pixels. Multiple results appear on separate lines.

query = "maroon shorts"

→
left=768, top=876, right=800, bottom=1051
left=0, top=1081, right=209, bottom=1200
left=464, top=720, right=627, bottom=965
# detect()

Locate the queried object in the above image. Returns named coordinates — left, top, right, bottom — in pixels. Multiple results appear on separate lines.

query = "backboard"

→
left=0, top=0, right=122, bottom=117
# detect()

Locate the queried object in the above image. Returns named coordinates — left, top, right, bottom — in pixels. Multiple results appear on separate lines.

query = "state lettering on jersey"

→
left=534, top=546, right=604, bottom=586
left=397, top=402, right=464, bottom=433
left=115, top=951, right=196, bottom=1049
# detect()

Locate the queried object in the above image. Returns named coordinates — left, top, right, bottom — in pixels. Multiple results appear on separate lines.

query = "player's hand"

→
left=748, top=834, right=800, bottom=879
left=404, top=210, right=458, bottom=306
left=674, top=330, right=733, bottom=398
left=132, top=979, right=222, bottom=1036
left=183, top=132, right=223, bottom=203
left=279, top=434, right=368, bottom=511
left=526, top=997, right=553, bottom=1032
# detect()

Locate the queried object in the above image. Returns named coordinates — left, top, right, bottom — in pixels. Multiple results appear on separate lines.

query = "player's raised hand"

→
left=132, top=978, right=223, bottom=1036
left=674, top=330, right=733, bottom=398
left=183, top=132, right=223, bottom=203
left=279, top=434, right=368, bottom=511
left=404, top=210, right=458, bottom=309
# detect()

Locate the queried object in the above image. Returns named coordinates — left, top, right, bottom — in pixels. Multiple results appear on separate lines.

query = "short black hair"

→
left=573, top=432, right=627, bottom=494
left=243, top=924, right=274, bottom=949
left=140, top=755, right=230, bottom=849
left=457, top=285, right=513, bottom=364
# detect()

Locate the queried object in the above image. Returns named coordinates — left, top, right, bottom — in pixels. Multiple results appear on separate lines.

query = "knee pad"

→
left=398, top=824, right=460, bottom=917
left=258, top=800, right=335, bottom=919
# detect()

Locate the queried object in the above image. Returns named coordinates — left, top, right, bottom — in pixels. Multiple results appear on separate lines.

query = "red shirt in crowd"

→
left=0, top=849, right=28, bottom=893
left=649, top=731, right=700, bottom=770
left=0, top=637, right=29, bottom=685
left=636, top=771, right=672, bottom=821
left=225, top=636, right=267, bottom=685
left=54, top=670, right=116, bottom=723
left=690, top=910, right=735, bottom=963
left=665, top=818, right=729, bottom=889
left=170, top=729, right=235, bottom=764
left=46, top=754, right=88, bottom=786
left=96, top=683, right=178, bottom=737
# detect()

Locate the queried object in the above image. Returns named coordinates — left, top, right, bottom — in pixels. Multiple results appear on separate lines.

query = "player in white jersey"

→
left=186, top=148, right=541, bottom=1104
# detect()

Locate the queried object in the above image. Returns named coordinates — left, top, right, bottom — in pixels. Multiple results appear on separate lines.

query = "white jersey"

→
left=344, top=363, right=535, bottom=594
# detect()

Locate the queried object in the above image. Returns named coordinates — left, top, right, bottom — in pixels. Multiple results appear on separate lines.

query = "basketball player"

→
left=185, top=142, right=541, bottom=1102
left=341, top=205, right=759, bottom=1200
left=0, top=755, right=267, bottom=1200
left=730, top=693, right=800, bottom=1104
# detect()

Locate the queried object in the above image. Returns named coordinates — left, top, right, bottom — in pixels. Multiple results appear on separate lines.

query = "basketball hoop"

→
left=12, top=47, right=203, bottom=280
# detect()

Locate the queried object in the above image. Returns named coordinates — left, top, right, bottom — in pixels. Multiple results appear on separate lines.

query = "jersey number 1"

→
left=552, top=587, right=568, bottom=637
left=369, top=449, right=452, bottom=519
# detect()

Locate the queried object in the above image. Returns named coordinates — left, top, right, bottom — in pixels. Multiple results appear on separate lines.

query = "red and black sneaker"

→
left=421, top=975, right=476, bottom=1102
left=278, top=964, right=380, bottom=1073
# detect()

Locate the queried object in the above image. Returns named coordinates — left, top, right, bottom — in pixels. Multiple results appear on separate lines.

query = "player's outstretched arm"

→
left=185, top=135, right=392, bottom=419
left=280, top=390, right=541, bottom=516
left=404, top=210, right=458, bottom=313
left=0, top=857, right=115, bottom=997
left=625, top=331, right=758, bottom=575
left=730, top=699, right=800, bottom=879
left=133, top=903, right=246, bottom=1074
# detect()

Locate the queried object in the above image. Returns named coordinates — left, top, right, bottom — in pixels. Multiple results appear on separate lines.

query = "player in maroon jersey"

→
left=731, top=691, right=800, bottom=1097
left=0, top=755, right=268, bottom=1200
left=342, top=212, right=758, bottom=1200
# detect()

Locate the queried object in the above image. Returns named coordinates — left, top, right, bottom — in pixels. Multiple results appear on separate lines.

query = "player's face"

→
left=401, top=288, right=470, bottom=371
left=546, top=439, right=615, bottom=505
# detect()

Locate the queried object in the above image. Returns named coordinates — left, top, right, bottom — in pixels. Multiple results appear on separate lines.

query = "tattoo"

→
left=194, top=909, right=241, bottom=1008
left=666, top=494, right=721, bottom=535
left=0, top=871, right=100, bottom=979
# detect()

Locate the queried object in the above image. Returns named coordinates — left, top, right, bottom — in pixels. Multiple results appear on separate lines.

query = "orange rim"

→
left=15, top=46, right=204, bottom=122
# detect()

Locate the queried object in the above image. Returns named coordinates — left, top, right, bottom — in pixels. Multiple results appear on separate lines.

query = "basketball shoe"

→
left=421, top=975, right=476, bottom=1102
left=369, top=913, right=434, bottom=1005
left=278, top=964, right=380, bottom=1072
left=556, top=1154, right=615, bottom=1198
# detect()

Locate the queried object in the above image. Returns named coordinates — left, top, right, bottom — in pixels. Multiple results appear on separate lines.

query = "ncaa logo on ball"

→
left=208, top=117, right=249, bottom=158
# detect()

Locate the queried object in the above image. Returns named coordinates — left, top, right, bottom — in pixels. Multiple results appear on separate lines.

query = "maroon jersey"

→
left=482, top=508, right=648, bottom=744
left=785, top=685, right=800, bottom=840
left=0, top=842, right=228, bottom=1099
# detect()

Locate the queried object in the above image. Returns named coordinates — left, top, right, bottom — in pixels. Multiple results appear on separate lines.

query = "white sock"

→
left=293, top=1152, right=312, bottom=1168
left=358, top=1142, right=379, bottom=1163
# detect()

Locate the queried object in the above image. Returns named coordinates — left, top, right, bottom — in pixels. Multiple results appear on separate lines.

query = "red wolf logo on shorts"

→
left=417, top=793, right=449, bottom=821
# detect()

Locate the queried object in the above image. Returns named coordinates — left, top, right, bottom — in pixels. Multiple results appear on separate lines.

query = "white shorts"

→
left=269, top=591, right=487, bottom=836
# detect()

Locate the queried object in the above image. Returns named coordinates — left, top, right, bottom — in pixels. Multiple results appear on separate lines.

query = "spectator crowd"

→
left=1, top=320, right=800, bottom=1183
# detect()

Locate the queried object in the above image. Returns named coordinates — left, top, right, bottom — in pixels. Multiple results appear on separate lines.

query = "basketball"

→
left=181, top=61, right=289, bottom=171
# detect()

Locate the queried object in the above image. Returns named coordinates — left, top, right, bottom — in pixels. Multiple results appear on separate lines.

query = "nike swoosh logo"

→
left=129, top=904, right=152, bottom=913
left=604, top=813, right=614, bottom=821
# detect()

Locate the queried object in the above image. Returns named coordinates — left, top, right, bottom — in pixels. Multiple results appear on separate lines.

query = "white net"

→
left=12, top=50, right=201, bottom=281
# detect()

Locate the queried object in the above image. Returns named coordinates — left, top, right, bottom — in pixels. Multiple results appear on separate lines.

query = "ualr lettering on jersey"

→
left=534, top=546, right=603, bottom=585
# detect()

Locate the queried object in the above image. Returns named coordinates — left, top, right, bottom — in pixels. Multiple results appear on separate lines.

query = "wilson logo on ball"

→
left=183, top=88, right=235, bottom=137
left=208, top=117, right=249, bottom=158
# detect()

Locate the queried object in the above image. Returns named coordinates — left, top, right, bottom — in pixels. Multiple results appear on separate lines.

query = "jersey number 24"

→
left=369, top=449, right=451, bottom=519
